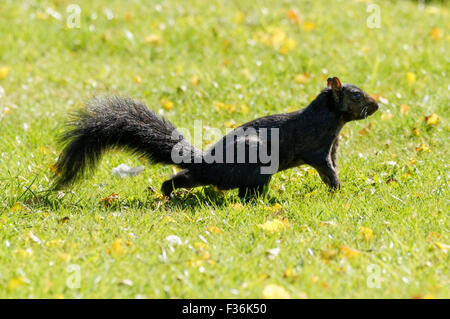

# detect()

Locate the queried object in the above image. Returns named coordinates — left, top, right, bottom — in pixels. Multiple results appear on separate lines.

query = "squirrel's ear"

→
left=327, top=77, right=342, bottom=90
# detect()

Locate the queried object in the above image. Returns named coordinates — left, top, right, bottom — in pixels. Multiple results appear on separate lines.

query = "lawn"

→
left=0, top=0, right=448, bottom=298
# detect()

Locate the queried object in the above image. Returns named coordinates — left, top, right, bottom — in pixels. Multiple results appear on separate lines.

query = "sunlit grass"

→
left=0, top=0, right=448, bottom=298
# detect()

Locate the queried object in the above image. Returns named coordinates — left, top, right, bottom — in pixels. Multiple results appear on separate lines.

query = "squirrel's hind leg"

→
left=161, top=169, right=201, bottom=196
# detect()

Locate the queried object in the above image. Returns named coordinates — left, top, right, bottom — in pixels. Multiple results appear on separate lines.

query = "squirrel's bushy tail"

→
left=53, top=96, right=198, bottom=189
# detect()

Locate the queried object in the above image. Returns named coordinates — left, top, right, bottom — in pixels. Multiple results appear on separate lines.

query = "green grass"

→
left=0, top=0, right=449, bottom=298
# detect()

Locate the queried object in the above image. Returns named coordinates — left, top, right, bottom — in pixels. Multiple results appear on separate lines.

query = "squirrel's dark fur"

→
left=53, top=77, right=378, bottom=198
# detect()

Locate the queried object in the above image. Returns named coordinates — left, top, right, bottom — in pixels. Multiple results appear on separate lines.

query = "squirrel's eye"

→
left=352, top=92, right=362, bottom=99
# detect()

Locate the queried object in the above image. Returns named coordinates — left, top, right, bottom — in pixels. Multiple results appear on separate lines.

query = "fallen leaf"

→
left=302, top=21, right=316, bottom=31
left=426, top=232, right=440, bottom=242
left=110, top=238, right=125, bottom=256
left=411, top=293, right=437, bottom=299
left=434, top=242, right=449, bottom=254
left=160, top=98, right=174, bottom=111
left=415, top=144, right=430, bottom=153
left=340, top=246, right=361, bottom=258
left=207, top=226, right=223, bottom=234
left=56, top=253, right=72, bottom=262
left=258, top=218, right=289, bottom=234
left=231, top=203, right=243, bottom=210
left=101, top=193, right=119, bottom=207
left=381, top=113, right=394, bottom=121
left=15, top=248, right=33, bottom=257
left=10, top=202, right=26, bottom=212
left=425, top=114, right=440, bottom=126
left=400, top=104, right=410, bottom=115
left=262, top=284, right=291, bottom=299
left=320, top=249, right=338, bottom=262
left=145, top=34, right=161, bottom=44
left=359, top=226, right=374, bottom=241
left=132, top=75, right=142, bottom=84
left=8, top=276, right=28, bottom=290
left=122, top=11, right=132, bottom=20
left=190, top=75, right=200, bottom=85
left=0, top=66, right=11, bottom=80
left=294, top=73, right=311, bottom=84
left=412, top=128, right=420, bottom=136
left=406, top=72, right=417, bottom=85
left=430, top=28, right=442, bottom=40
left=287, top=9, right=300, bottom=24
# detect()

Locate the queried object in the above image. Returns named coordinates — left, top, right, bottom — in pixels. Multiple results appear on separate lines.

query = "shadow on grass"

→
left=14, top=186, right=234, bottom=213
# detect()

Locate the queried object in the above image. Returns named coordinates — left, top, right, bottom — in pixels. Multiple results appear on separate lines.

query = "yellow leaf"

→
left=258, top=218, right=289, bottom=234
left=145, top=34, right=161, bottom=44
left=359, top=126, right=371, bottom=136
left=264, top=203, right=283, bottom=212
left=132, top=75, right=142, bottom=84
left=10, top=202, right=26, bottom=212
left=294, top=73, right=311, bottom=84
left=262, top=284, right=291, bottom=299
left=215, top=101, right=236, bottom=112
left=280, top=38, right=296, bottom=54
left=411, top=293, right=437, bottom=299
left=36, top=12, right=49, bottom=20
left=110, top=238, right=125, bottom=256
left=190, top=75, right=200, bottom=85
left=425, top=114, right=440, bottom=126
left=412, top=127, right=420, bottom=136
left=426, top=232, right=440, bottom=241
left=0, top=66, right=11, bottom=80
left=283, top=266, right=298, bottom=278
left=161, top=216, right=175, bottom=224
left=430, top=28, right=442, bottom=40
left=340, top=246, right=361, bottom=258
left=124, top=12, right=132, bottom=21
left=287, top=9, right=300, bottom=24
left=194, top=242, right=209, bottom=250
left=239, top=104, right=250, bottom=114
left=207, top=226, right=223, bottom=234
left=400, top=104, right=410, bottom=115
left=406, top=72, right=417, bottom=85
left=232, top=203, right=244, bottom=210
left=381, top=113, right=394, bottom=121
left=320, top=249, right=338, bottom=262
left=8, top=276, right=27, bottom=290
left=409, top=158, right=416, bottom=165
left=56, top=253, right=72, bottom=262
left=240, top=68, right=252, bottom=79
left=302, top=21, right=316, bottom=32
left=415, top=144, right=430, bottom=153
left=234, top=12, right=246, bottom=24
left=160, top=98, right=174, bottom=111
left=16, top=248, right=33, bottom=257
left=359, top=226, right=374, bottom=241
left=434, top=242, right=449, bottom=254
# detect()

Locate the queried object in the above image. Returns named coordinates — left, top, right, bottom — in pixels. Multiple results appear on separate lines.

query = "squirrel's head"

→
left=326, top=77, right=379, bottom=122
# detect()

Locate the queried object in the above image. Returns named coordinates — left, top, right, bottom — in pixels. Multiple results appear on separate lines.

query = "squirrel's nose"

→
left=369, top=96, right=379, bottom=111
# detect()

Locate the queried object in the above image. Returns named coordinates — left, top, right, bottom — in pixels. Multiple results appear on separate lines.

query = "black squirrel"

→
left=53, top=77, right=378, bottom=198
